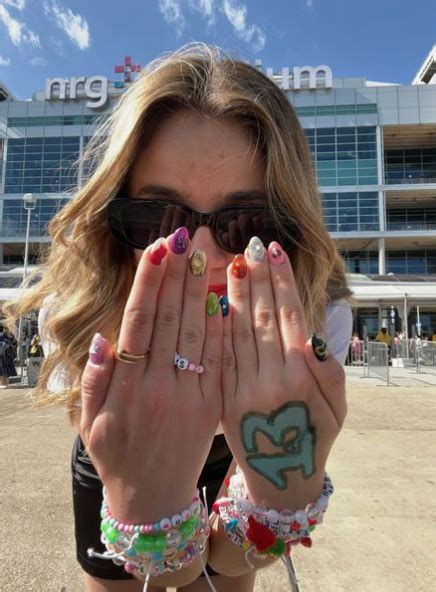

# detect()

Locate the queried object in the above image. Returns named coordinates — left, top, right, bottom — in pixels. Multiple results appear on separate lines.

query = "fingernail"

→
left=247, top=236, right=266, bottom=262
left=89, top=333, right=105, bottom=366
left=171, top=227, right=189, bottom=255
left=149, top=239, right=168, bottom=265
left=312, top=334, right=330, bottom=362
left=206, top=292, right=220, bottom=316
left=268, top=241, right=285, bottom=265
left=219, top=295, right=229, bottom=317
left=190, top=249, right=207, bottom=276
left=231, top=254, right=247, bottom=279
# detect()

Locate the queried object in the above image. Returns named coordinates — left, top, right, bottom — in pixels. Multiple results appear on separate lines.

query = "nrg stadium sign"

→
left=44, top=60, right=333, bottom=109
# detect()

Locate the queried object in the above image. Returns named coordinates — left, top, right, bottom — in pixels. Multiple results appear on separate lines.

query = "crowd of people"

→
left=0, top=328, right=44, bottom=388
left=348, top=327, right=434, bottom=365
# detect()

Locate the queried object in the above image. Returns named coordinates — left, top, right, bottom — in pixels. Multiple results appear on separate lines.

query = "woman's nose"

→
left=189, top=226, right=228, bottom=268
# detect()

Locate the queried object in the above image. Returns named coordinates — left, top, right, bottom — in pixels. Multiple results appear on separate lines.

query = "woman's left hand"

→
left=221, top=238, right=347, bottom=509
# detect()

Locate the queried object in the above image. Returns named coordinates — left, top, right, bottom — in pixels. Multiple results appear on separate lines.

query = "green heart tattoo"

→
left=241, top=402, right=316, bottom=490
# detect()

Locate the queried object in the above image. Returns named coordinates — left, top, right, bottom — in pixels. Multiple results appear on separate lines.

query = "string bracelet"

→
left=213, top=466, right=335, bottom=591
left=87, top=487, right=212, bottom=592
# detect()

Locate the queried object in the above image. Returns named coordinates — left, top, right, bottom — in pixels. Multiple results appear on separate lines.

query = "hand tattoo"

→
left=240, top=402, right=316, bottom=490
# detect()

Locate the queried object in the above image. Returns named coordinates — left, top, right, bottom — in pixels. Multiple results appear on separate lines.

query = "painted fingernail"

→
left=219, top=295, right=229, bottom=317
left=206, top=292, right=220, bottom=316
left=149, top=239, right=168, bottom=265
left=89, top=333, right=105, bottom=366
left=312, top=334, right=330, bottom=362
left=171, top=227, right=189, bottom=255
left=268, top=241, right=285, bottom=265
left=247, top=236, right=266, bottom=262
left=190, top=249, right=207, bottom=276
left=231, top=254, right=247, bottom=279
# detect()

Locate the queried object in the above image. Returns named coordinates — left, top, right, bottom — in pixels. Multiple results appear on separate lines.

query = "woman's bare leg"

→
left=177, top=570, right=256, bottom=592
left=83, top=573, right=164, bottom=592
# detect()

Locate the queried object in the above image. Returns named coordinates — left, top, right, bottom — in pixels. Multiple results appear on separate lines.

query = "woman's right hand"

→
left=79, top=229, right=223, bottom=524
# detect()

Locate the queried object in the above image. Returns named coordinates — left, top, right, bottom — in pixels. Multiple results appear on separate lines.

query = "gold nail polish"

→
left=190, top=249, right=207, bottom=276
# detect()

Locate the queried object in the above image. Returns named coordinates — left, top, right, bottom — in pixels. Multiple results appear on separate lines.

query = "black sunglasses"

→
left=106, top=198, right=297, bottom=254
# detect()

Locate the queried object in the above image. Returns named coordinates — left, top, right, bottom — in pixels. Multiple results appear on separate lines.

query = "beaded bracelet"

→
left=100, top=488, right=202, bottom=534
left=214, top=467, right=335, bottom=592
left=88, top=488, right=212, bottom=589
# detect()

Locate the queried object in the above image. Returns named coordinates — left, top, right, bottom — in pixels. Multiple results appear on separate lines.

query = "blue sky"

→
left=0, top=0, right=435, bottom=100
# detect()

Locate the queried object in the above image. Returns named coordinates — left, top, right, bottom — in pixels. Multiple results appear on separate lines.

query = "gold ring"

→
left=115, top=348, right=150, bottom=365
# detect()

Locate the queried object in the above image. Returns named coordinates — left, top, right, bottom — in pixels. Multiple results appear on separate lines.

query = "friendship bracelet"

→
left=88, top=488, right=212, bottom=589
left=214, top=466, right=334, bottom=591
left=100, top=487, right=202, bottom=533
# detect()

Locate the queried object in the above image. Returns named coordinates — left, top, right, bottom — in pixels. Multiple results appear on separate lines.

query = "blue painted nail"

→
left=219, top=295, right=229, bottom=317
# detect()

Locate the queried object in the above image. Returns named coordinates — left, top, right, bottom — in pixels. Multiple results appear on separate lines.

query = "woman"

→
left=3, top=44, right=353, bottom=591
left=0, top=328, right=17, bottom=387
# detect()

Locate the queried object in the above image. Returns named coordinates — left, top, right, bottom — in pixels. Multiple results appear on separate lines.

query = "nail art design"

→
left=190, top=249, right=207, bottom=276
left=206, top=292, right=220, bottom=316
left=89, top=333, right=105, bottom=366
left=231, top=254, right=247, bottom=279
left=312, top=335, right=330, bottom=362
left=247, top=236, right=266, bottom=262
left=268, top=241, right=285, bottom=266
left=219, top=295, right=229, bottom=317
left=149, top=239, right=168, bottom=265
left=171, top=227, right=189, bottom=255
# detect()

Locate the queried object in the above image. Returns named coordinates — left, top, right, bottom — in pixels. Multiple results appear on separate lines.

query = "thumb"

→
left=80, top=333, right=115, bottom=447
left=304, top=334, right=347, bottom=428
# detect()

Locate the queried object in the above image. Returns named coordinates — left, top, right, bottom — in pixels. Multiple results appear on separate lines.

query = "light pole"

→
left=17, top=193, right=37, bottom=381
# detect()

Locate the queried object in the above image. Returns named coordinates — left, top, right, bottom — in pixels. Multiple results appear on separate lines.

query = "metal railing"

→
left=386, top=223, right=436, bottom=231
left=366, top=342, right=389, bottom=384
left=415, top=341, right=436, bottom=374
left=385, top=177, right=436, bottom=185
left=347, top=340, right=365, bottom=366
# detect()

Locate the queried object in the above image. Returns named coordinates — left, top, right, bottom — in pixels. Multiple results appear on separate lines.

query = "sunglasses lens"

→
left=109, top=201, right=193, bottom=249
left=216, top=208, right=289, bottom=253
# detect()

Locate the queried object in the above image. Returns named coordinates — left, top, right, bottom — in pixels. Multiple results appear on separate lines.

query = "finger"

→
left=80, top=334, right=115, bottom=446
left=176, top=249, right=210, bottom=370
left=200, top=295, right=223, bottom=406
left=304, top=335, right=347, bottom=428
left=267, top=241, right=309, bottom=357
left=117, top=238, right=169, bottom=373
left=226, top=253, right=258, bottom=375
left=149, top=227, right=190, bottom=368
left=221, top=297, right=237, bottom=407
left=245, top=236, right=283, bottom=367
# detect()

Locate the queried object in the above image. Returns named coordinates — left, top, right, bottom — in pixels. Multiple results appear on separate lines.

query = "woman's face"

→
left=127, top=109, right=266, bottom=289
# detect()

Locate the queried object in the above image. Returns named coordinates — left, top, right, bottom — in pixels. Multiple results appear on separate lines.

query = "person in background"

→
left=0, top=328, right=17, bottom=388
left=351, top=332, right=362, bottom=364
left=375, top=327, right=392, bottom=361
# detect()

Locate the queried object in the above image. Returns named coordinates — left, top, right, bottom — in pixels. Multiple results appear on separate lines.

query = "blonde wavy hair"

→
left=2, top=43, right=352, bottom=418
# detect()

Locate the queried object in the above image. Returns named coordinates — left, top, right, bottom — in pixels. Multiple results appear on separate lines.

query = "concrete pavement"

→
left=1, top=367, right=435, bottom=591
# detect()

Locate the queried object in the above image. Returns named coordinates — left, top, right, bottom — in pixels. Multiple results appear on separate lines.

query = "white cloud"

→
left=306, top=0, right=313, bottom=7
left=222, top=0, right=265, bottom=52
left=30, top=56, right=47, bottom=66
left=158, top=0, right=185, bottom=37
left=0, top=4, right=40, bottom=47
left=189, top=0, right=216, bottom=26
left=43, top=0, right=90, bottom=50
left=158, top=0, right=265, bottom=50
left=1, top=0, right=26, bottom=10
left=0, top=55, right=11, bottom=65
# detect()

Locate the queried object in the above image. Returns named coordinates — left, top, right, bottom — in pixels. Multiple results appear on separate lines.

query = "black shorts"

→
left=71, top=434, right=233, bottom=581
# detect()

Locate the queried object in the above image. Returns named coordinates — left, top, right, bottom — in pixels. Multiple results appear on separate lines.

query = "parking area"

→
left=1, top=366, right=435, bottom=591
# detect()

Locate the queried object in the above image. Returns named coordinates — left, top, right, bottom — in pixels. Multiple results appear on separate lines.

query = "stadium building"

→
left=0, top=50, right=435, bottom=341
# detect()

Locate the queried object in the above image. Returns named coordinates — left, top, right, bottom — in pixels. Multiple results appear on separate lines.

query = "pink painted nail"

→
left=89, top=333, right=105, bottom=366
left=268, top=242, right=285, bottom=265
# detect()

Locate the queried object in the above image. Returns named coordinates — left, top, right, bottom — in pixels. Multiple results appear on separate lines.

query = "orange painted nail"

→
left=232, top=254, right=247, bottom=279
